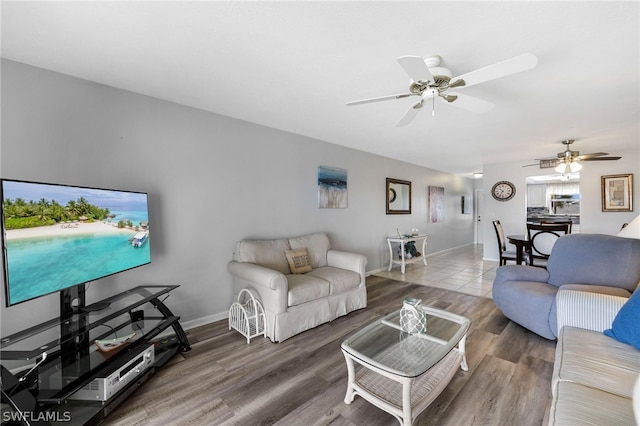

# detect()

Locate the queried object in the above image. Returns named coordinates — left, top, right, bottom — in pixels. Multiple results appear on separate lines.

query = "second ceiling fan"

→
left=347, top=53, right=538, bottom=127
left=524, top=139, right=622, bottom=173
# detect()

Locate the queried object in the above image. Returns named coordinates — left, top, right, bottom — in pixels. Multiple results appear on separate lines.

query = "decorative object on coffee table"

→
left=400, top=297, right=426, bottom=334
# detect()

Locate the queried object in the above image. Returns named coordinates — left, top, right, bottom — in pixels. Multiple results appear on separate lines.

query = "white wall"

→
left=482, top=145, right=640, bottom=261
left=0, top=60, right=475, bottom=335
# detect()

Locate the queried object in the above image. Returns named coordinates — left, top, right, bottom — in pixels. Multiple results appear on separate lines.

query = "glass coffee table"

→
left=341, top=306, right=471, bottom=425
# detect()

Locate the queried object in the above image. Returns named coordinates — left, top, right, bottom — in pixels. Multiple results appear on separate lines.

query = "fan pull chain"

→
left=432, top=95, right=435, bottom=116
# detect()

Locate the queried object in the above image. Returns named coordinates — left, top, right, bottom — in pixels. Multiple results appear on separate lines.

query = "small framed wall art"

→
left=318, top=166, right=347, bottom=208
left=428, top=186, right=445, bottom=222
left=601, top=173, right=633, bottom=212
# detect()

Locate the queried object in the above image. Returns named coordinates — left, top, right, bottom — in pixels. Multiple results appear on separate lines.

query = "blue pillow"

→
left=604, top=289, right=640, bottom=350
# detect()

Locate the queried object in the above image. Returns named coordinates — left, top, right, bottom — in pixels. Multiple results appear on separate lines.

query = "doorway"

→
left=474, top=188, right=483, bottom=244
left=526, top=173, right=580, bottom=233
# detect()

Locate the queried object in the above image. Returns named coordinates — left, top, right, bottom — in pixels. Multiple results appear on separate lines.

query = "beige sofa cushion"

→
left=553, top=326, right=640, bottom=399
left=234, top=238, right=291, bottom=275
left=549, top=381, right=635, bottom=426
left=286, top=274, right=330, bottom=307
left=289, top=233, right=330, bottom=268
left=306, top=266, right=361, bottom=295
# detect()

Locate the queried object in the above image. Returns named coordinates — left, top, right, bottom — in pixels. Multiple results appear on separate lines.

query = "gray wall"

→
left=0, top=60, right=474, bottom=335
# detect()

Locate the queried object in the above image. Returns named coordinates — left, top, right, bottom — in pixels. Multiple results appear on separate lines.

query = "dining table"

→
left=507, top=234, right=531, bottom=265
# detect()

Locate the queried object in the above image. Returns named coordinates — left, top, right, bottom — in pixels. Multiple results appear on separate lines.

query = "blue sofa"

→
left=492, top=234, right=640, bottom=339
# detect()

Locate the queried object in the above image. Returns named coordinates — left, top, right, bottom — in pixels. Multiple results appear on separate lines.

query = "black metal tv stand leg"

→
left=149, top=297, right=191, bottom=352
left=1, top=365, right=50, bottom=426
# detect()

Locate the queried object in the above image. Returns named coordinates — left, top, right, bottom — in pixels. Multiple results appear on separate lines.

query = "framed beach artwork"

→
left=318, top=166, right=347, bottom=208
left=601, top=174, right=633, bottom=212
left=428, top=186, right=445, bottom=223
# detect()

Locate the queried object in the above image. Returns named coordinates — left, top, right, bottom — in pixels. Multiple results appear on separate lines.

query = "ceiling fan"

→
left=346, top=53, right=538, bottom=127
left=524, top=139, right=622, bottom=172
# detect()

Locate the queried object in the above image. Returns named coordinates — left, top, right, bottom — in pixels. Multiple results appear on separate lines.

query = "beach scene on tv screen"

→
left=2, top=181, right=150, bottom=305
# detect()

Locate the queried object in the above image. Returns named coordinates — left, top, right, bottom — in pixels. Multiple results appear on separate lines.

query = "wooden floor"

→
left=104, top=276, right=556, bottom=426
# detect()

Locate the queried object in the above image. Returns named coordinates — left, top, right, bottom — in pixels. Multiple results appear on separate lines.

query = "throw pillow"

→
left=285, top=248, right=312, bottom=274
left=604, top=289, right=640, bottom=350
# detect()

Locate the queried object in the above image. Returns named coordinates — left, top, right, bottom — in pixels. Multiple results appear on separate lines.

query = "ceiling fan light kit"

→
left=555, top=160, right=583, bottom=174
left=347, top=52, right=538, bottom=126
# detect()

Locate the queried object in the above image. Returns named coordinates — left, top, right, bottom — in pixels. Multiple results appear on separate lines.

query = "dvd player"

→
left=70, top=345, right=155, bottom=401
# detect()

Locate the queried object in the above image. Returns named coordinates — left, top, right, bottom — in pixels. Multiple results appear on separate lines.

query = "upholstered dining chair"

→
left=492, top=220, right=518, bottom=265
left=526, top=222, right=571, bottom=267
left=540, top=220, right=572, bottom=233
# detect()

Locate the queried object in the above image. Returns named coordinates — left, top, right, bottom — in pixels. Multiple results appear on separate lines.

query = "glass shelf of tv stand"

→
left=0, top=285, right=184, bottom=404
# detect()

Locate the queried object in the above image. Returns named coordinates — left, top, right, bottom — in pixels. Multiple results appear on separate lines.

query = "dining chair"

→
left=540, top=220, right=573, bottom=233
left=492, top=220, right=518, bottom=265
left=526, top=222, right=571, bottom=267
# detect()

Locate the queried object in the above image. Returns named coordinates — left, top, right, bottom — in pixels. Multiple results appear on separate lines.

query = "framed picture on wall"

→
left=601, top=174, right=633, bottom=212
left=318, top=166, right=347, bottom=208
left=461, top=195, right=472, bottom=214
left=428, top=186, right=445, bottom=222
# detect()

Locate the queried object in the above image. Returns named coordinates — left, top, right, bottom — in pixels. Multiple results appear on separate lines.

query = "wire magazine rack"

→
left=229, top=289, right=266, bottom=344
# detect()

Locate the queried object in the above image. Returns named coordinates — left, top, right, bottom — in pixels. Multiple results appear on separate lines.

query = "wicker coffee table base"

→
left=342, top=345, right=467, bottom=425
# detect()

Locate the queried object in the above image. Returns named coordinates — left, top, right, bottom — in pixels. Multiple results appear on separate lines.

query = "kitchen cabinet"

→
left=527, top=184, right=547, bottom=207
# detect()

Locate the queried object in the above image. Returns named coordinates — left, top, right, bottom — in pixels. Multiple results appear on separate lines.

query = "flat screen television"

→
left=1, top=179, right=151, bottom=307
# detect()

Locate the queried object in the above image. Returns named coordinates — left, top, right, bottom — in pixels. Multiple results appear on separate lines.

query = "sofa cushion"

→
left=306, top=266, right=360, bottom=295
left=549, top=381, right=635, bottom=426
left=554, top=327, right=640, bottom=399
left=234, top=238, right=291, bottom=275
left=286, top=274, right=330, bottom=307
left=604, top=289, right=640, bottom=350
left=285, top=248, right=313, bottom=274
left=289, top=233, right=330, bottom=268
left=547, top=234, right=640, bottom=292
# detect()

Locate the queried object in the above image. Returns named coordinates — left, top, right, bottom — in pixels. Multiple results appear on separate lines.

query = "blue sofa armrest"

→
left=494, top=265, right=550, bottom=286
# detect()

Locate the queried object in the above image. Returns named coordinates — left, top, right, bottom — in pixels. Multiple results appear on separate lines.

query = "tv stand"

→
left=0, top=285, right=190, bottom=425
left=77, top=301, right=111, bottom=313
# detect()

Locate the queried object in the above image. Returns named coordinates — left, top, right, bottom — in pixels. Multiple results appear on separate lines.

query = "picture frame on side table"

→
left=601, top=174, right=633, bottom=212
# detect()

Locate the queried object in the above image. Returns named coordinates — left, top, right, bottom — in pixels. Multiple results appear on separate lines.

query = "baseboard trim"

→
left=366, top=242, right=477, bottom=276
left=181, top=312, right=228, bottom=331
left=188, top=243, right=479, bottom=331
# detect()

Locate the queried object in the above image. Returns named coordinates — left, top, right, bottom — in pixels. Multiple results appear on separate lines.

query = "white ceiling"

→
left=2, top=1, right=639, bottom=177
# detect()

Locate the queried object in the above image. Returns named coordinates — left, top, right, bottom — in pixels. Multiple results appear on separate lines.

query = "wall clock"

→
left=491, top=181, right=516, bottom=202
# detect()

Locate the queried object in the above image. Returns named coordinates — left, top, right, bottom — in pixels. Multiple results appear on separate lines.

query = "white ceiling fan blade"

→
left=451, top=53, right=538, bottom=88
left=346, top=93, right=412, bottom=106
left=397, top=56, right=433, bottom=83
left=396, top=101, right=423, bottom=127
left=445, top=92, right=494, bottom=113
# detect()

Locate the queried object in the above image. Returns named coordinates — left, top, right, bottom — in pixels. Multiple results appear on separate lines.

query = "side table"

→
left=387, top=234, right=428, bottom=274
